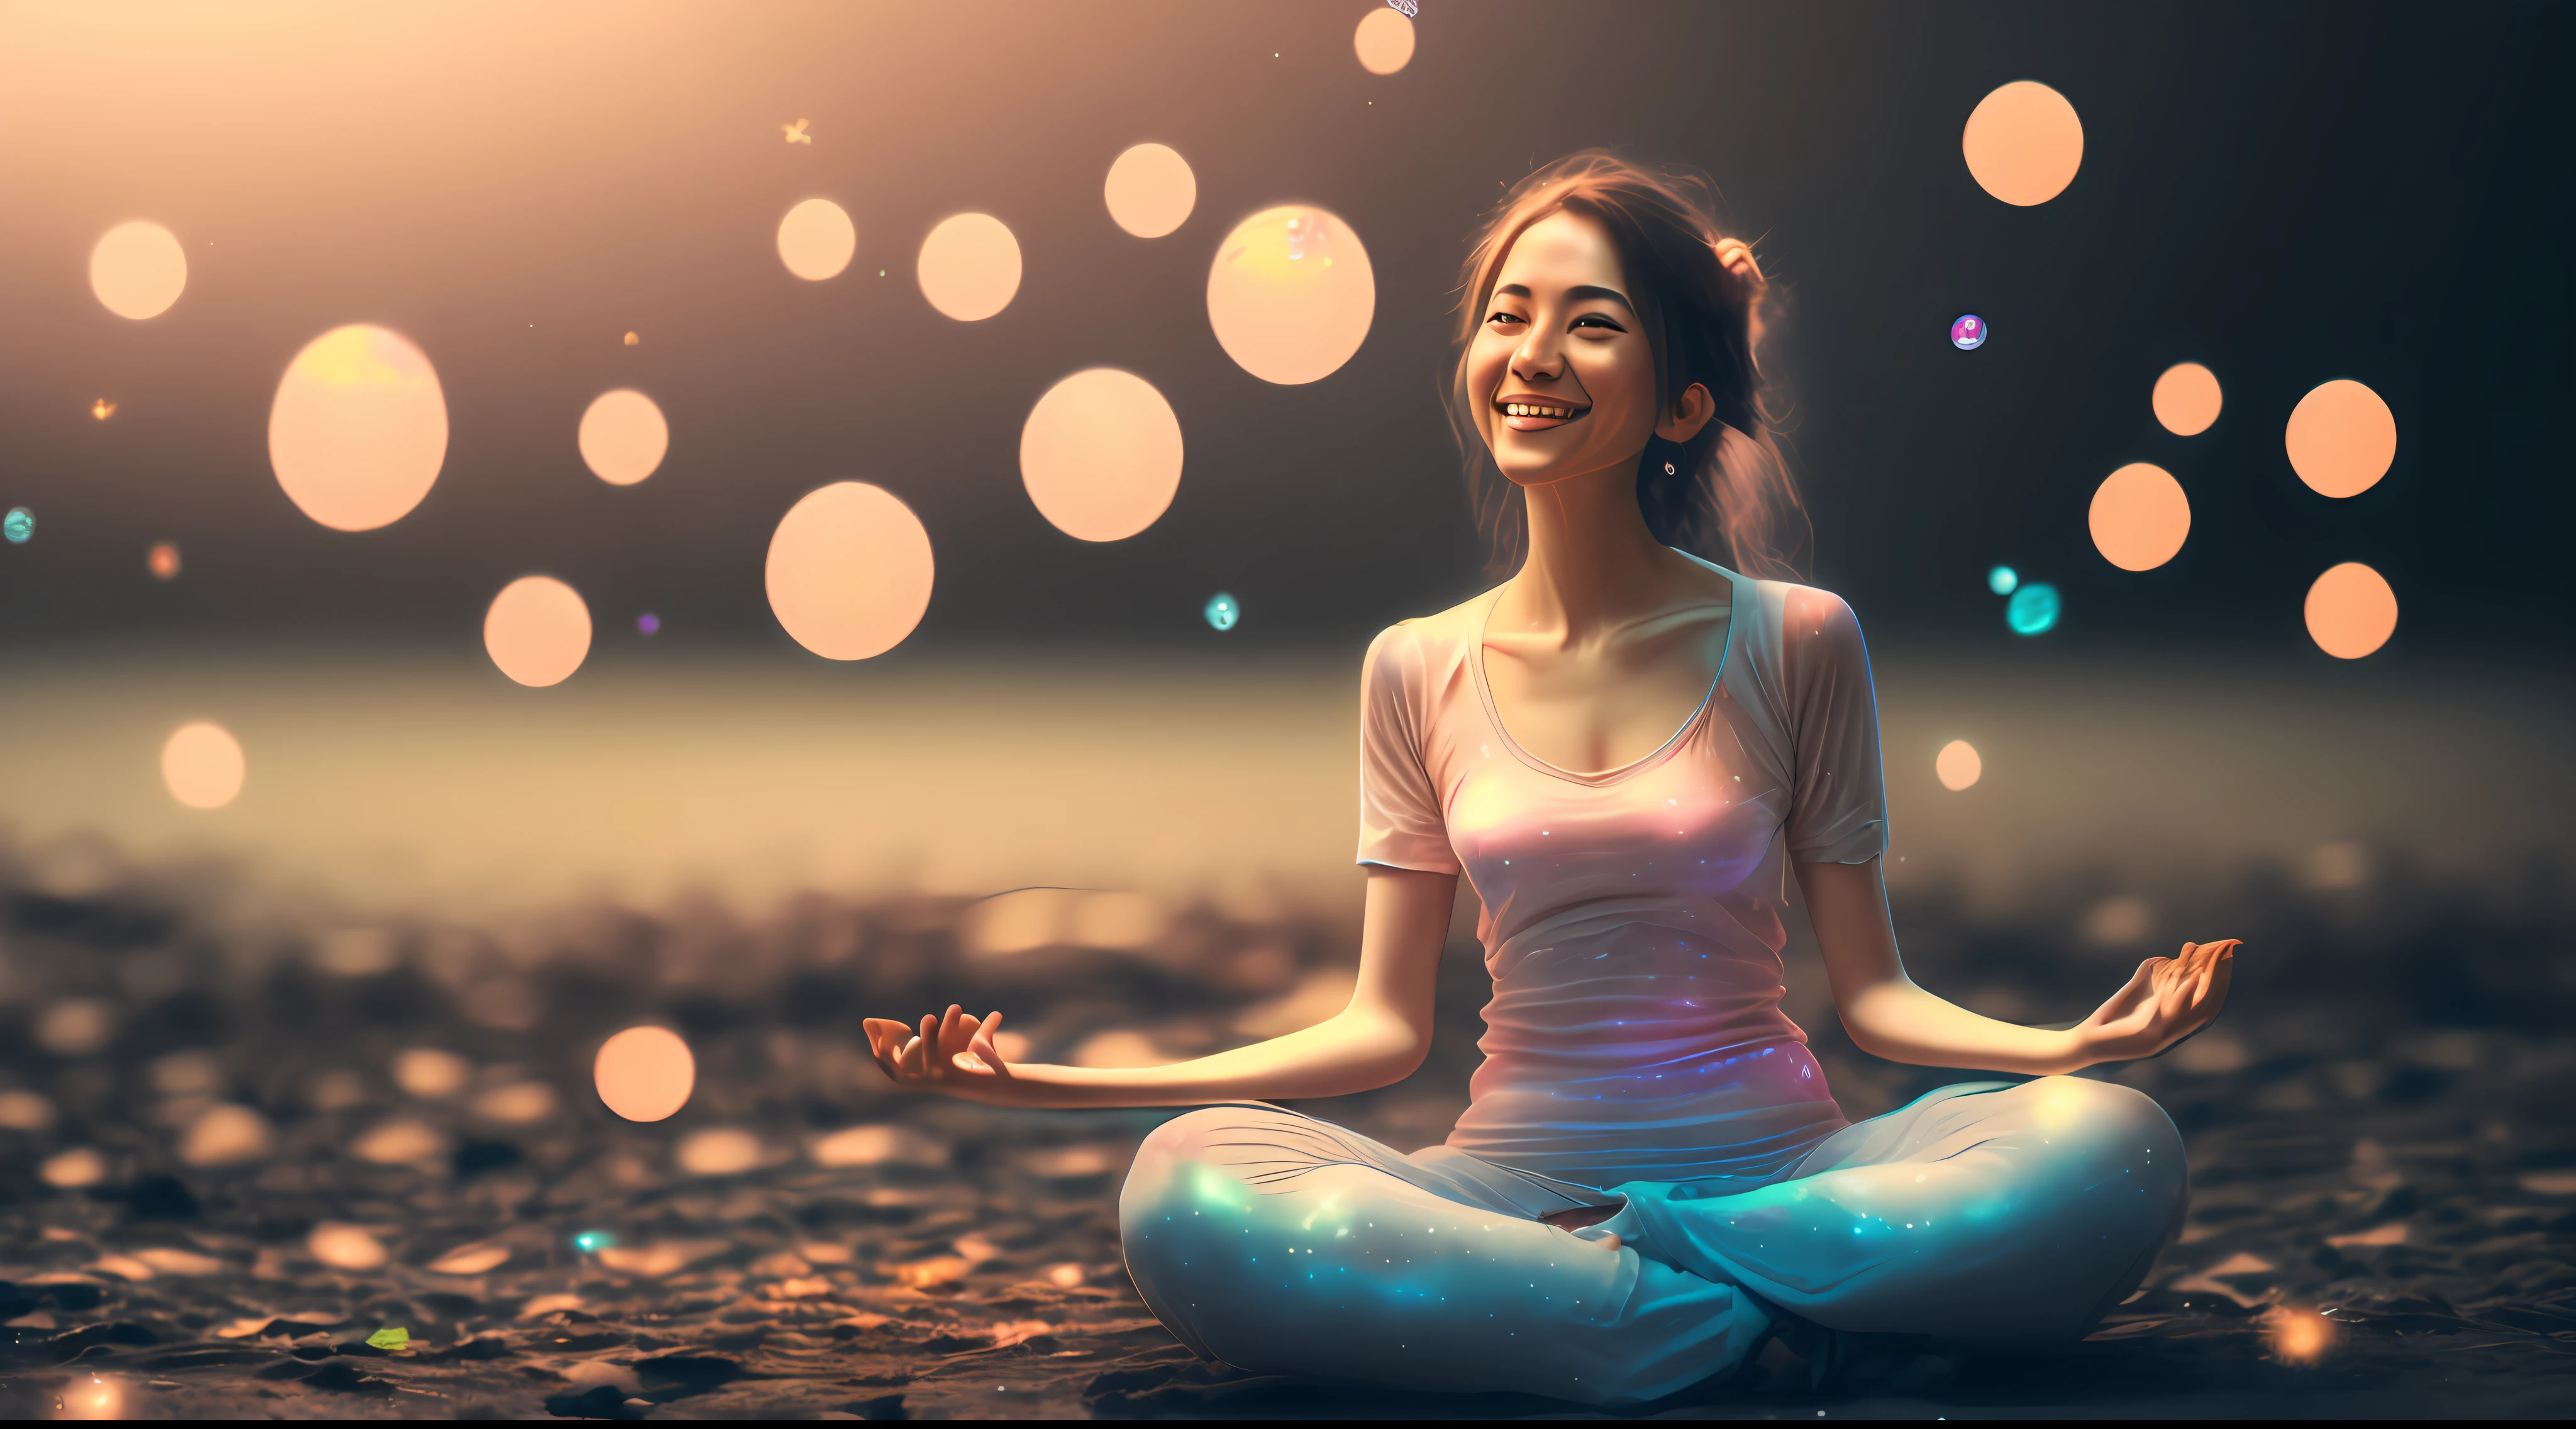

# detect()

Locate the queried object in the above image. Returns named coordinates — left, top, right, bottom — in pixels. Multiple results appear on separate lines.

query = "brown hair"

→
left=1448, top=150, right=1809, bottom=581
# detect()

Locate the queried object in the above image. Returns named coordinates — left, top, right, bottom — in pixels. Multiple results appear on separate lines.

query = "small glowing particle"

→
left=148, top=542, right=181, bottom=580
left=3, top=508, right=31, bottom=543
left=623, top=331, right=640, bottom=346
left=1950, top=314, right=1986, bottom=350
left=1987, top=565, right=2018, bottom=594
left=2006, top=582, right=2060, bottom=635
left=92, top=398, right=116, bottom=420
left=573, top=1230, right=616, bottom=1254
left=364, top=1326, right=409, bottom=1350
left=638, top=612, right=660, bottom=635
left=782, top=118, right=811, bottom=145
left=1202, top=593, right=1240, bottom=631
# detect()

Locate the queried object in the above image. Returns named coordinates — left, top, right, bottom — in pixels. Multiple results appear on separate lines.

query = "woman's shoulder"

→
left=1746, top=577, right=1865, bottom=635
left=1365, top=586, right=1496, bottom=660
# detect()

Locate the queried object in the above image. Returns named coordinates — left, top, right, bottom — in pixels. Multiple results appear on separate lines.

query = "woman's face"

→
left=1468, top=209, right=1683, bottom=490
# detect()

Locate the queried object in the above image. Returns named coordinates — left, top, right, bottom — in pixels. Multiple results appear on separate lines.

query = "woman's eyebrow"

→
left=1491, top=282, right=1634, bottom=314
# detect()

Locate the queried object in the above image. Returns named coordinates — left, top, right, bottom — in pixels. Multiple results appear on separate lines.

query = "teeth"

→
left=1505, top=403, right=1574, bottom=418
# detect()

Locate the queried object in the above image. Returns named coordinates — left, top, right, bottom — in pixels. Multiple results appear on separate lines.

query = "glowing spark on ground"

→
left=783, top=118, right=811, bottom=144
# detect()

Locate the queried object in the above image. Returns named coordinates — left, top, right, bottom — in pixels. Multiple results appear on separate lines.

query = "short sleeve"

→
left=1778, top=590, right=1888, bottom=864
left=1355, top=625, right=1462, bottom=874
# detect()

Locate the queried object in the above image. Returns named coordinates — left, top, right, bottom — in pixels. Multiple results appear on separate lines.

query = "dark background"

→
left=2, top=0, right=2568, bottom=664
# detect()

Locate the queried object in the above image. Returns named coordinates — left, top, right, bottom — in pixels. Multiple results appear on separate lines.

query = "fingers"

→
left=965, top=1011, right=1008, bottom=1076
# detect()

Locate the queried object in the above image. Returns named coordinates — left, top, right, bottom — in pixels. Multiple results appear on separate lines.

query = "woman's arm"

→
left=863, top=865, right=1458, bottom=1108
left=1797, top=857, right=2235, bottom=1077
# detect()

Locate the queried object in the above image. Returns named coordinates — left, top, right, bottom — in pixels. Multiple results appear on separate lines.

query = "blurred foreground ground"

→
left=1, top=650, right=2572, bottom=1417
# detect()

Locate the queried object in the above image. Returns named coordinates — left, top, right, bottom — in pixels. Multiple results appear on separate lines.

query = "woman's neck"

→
left=1502, top=460, right=1679, bottom=642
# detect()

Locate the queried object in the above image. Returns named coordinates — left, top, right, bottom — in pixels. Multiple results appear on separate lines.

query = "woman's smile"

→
left=1496, top=392, right=1591, bottom=431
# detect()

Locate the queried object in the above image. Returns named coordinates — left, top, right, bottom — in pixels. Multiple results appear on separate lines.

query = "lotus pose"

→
left=866, top=152, right=2236, bottom=1405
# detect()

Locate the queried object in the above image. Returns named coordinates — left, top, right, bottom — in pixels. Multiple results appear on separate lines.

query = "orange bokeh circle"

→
left=91, top=221, right=187, bottom=320
left=2285, top=379, right=2396, bottom=498
left=765, top=481, right=935, bottom=660
left=594, top=1026, right=695, bottom=1123
left=1354, top=8, right=1416, bottom=75
left=1963, top=81, right=2084, bottom=206
left=1935, top=739, right=1982, bottom=792
left=1105, top=143, right=1197, bottom=239
left=2088, top=462, right=2191, bottom=572
left=778, top=198, right=857, bottom=281
left=578, top=389, right=669, bottom=486
left=1020, top=369, right=1185, bottom=542
left=484, top=575, right=593, bottom=687
left=268, top=325, right=448, bottom=531
left=2304, top=562, right=2397, bottom=659
left=917, top=213, right=1021, bottom=321
left=162, top=722, right=245, bottom=810
left=1207, top=205, right=1375, bottom=385
left=2151, top=362, right=2223, bottom=436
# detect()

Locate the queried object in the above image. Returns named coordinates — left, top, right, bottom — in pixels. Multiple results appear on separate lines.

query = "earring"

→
left=1665, top=462, right=1677, bottom=475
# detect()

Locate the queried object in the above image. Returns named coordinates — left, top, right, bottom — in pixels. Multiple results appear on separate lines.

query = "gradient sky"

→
left=1, top=0, right=2568, bottom=663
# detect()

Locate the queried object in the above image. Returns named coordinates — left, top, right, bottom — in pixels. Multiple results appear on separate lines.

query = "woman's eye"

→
left=1486, top=311, right=1526, bottom=327
left=1571, top=314, right=1625, bottom=333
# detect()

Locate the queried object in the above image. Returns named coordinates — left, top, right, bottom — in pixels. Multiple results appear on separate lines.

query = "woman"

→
left=864, top=152, right=2236, bottom=1405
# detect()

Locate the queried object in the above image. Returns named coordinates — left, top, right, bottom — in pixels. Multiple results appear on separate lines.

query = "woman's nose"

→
left=1511, top=333, right=1563, bottom=382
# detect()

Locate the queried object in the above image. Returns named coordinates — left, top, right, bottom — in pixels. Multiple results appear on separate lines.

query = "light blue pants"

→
left=1119, top=1077, right=2185, bottom=1406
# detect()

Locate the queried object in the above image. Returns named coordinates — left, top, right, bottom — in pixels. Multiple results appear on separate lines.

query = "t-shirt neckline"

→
left=1470, top=550, right=1745, bottom=788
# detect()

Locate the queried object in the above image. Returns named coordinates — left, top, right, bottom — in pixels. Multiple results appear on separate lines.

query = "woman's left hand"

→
left=2072, top=939, right=2240, bottom=1066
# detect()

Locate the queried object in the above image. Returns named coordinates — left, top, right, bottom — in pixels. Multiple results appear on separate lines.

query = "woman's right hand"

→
left=2072, top=939, right=2239, bottom=1066
left=863, top=1004, right=1016, bottom=1101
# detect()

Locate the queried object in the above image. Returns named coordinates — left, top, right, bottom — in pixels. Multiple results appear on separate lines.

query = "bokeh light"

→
left=93, top=398, right=116, bottom=421
left=595, top=1025, right=695, bottom=1122
left=2152, top=362, right=2223, bottom=436
left=1950, top=314, right=1987, bottom=350
left=765, top=481, right=935, bottom=660
left=574, top=1230, right=616, bottom=1254
left=777, top=197, right=857, bottom=281
left=1353, top=6, right=1416, bottom=74
left=637, top=612, right=660, bottom=635
left=2007, top=582, right=2060, bottom=635
left=917, top=213, right=1022, bottom=321
left=1962, top=81, right=2084, bottom=206
left=1935, top=739, right=1983, bottom=791
left=1987, top=565, right=2018, bottom=595
left=1105, top=143, right=1197, bottom=238
left=1019, top=368, right=1185, bottom=542
left=2304, top=561, right=2397, bottom=659
left=2088, top=462, right=2191, bottom=571
left=1204, top=592, right=1239, bottom=631
left=89, top=220, right=187, bottom=320
left=2285, top=379, right=2397, bottom=498
left=161, top=722, right=245, bottom=810
left=148, top=542, right=180, bottom=580
left=3, top=508, right=31, bottom=543
left=268, top=324, right=448, bottom=531
left=1208, top=205, right=1375, bottom=385
left=59, top=1370, right=123, bottom=1420
left=483, top=575, right=593, bottom=687
left=577, top=389, right=669, bottom=486
left=2267, top=1306, right=2338, bottom=1365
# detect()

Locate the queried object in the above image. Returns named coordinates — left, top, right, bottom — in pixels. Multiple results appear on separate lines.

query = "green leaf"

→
left=365, top=1326, right=410, bottom=1350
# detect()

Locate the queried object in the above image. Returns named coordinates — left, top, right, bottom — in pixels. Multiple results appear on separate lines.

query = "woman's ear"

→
left=1656, top=382, right=1716, bottom=444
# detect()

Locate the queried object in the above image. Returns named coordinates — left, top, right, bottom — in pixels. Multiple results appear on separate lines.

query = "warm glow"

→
left=765, top=481, right=935, bottom=660
left=595, top=1025, right=695, bottom=1122
left=2304, top=562, right=2397, bottom=659
left=148, top=542, right=180, bottom=581
left=777, top=197, right=857, bottom=281
left=1353, top=8, right=1416, bottom=74
left=1020, top=369, right=1185, bottom=542
left=2267, top=1306, right=2337, bottom=1365
left=1104, top=143, right=1197, bottom=238
left=1962, top=81, right=2084, bottom=206
left=2151, top=362, right=2223, bottom=436
left=268, top=324, right=448, bottom=531
left=90, top=221, right=187, bottom=319
left=484, top=575, right=593, bottom=687
left=58, top=1371, right=124, bottom=1420
left=162, top=722, right=245, bottom=810
left=1207, top=205, right=1375, bottom=385
left=2088, top=462, right=2191, bottom=571
left=93, top=398, right=116, bottom=421
left=1935, top=739, right=1982, bottom=791
left=2285, top=379, right=2397, bottom=498
left=577, top=389, right=669, bottom=486
left=917, top=213, right=1022, bottom=321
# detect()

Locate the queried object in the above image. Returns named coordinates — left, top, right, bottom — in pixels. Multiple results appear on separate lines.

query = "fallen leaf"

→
left=517, top=1294, right=586, bottom=1320
left=427, top=1243, right=511, bottom=1276
left=216, top=1317, right=275, bottom=1339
